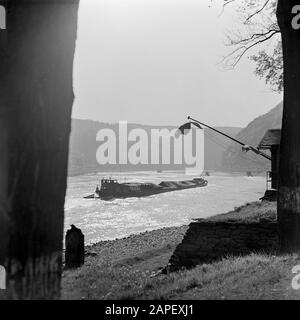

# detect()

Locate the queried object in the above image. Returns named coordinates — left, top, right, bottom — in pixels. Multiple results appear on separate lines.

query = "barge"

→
left=84, top=177, right=208, bottom=200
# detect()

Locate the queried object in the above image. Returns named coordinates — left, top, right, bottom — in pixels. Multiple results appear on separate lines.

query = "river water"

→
left=64, top=171, right=266, bottom=244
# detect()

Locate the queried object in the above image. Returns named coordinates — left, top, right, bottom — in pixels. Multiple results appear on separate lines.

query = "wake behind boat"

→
left=84, top=177, right=208, bottom=200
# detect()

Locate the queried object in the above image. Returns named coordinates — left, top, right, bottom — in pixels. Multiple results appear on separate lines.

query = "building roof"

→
left=258, top=129, right=281, bottom=150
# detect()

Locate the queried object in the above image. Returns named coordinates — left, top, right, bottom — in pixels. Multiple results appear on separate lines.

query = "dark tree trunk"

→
left=0, top=0, right=79, bottom=299
left=277, top=0, right=300, bottom=253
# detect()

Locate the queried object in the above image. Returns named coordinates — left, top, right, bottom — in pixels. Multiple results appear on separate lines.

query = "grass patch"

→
left=206, top=201, right=276, bottom=223
left=62, top=253, right=300, bottom=300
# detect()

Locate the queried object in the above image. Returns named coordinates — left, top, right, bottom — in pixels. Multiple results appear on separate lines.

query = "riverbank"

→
left=61, top=201, right=300, bottom=300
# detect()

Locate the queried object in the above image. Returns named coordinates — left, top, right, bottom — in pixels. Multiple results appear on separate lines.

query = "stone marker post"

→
left=65, top=225, right=85, bottom=269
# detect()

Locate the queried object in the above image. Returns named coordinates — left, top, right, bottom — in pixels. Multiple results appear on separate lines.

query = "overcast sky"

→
left=72, top=0, right=282, bottom=128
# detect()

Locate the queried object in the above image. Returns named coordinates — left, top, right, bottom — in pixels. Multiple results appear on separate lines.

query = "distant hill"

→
left=221, top=102, right=283, bottom=173
left=69, top=102, right=283, bottom=175
left=203, top=127, right=241, bottom=171
left=68, top=119, right=241, bottom=176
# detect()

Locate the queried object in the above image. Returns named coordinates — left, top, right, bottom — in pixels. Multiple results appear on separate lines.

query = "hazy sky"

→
left=72, top=0, right=282, bottom=128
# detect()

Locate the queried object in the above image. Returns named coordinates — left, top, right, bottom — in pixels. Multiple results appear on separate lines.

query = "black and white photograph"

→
left=0, top=0, right=300, bottom=306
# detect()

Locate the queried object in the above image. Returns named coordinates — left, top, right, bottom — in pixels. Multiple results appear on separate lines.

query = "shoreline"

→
left=62, top=224, right=190, bottom=299
left=83, top=224, right=189, bottom=264
left=68, top=170, right=267, bottom=178
left=83, top=200, right=277, bottom=254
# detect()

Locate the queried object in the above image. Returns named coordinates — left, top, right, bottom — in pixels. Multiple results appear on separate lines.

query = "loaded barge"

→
left=84, top=177, right=208, bottom=200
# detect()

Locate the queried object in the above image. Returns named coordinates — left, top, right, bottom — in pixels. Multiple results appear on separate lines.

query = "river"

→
left=64, top=171, right=266, bottom=244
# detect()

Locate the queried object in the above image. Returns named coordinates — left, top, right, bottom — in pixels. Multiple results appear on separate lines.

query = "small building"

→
left=258, top=129, right=281, bottom=190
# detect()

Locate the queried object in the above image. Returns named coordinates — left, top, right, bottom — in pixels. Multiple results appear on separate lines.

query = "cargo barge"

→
left=84, top=177, right=208, bottom=200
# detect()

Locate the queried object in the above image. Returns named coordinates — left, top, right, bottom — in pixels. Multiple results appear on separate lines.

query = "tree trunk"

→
left=277, top=0, right=300, bottom=253
left=0, top=0, right=79, bottom=299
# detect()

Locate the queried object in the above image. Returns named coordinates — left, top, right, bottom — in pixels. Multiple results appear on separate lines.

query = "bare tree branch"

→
left=221, top=29, right=279, bottom=69
left=229, top=29, right=280, bottom=45
left=230, top=31, right=278, bottom=67
left=220, top=0, right=280, bottom=68
left=245, top=0, right=270, bottom=23
left=218, top=0, right=235, bottom=17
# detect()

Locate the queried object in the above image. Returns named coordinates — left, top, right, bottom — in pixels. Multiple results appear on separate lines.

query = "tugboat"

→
left=84, top=177, right=208, bottom=200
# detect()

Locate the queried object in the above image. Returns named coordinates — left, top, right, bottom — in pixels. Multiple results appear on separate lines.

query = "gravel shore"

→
left=84, top=225, right=189, bottom=265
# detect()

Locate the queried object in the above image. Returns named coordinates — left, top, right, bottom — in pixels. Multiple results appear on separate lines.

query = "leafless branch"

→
left=222, top=30, right=279, bottom=69
left=245, top=0, right=270, bottom=23
left=229, top=29, right=280, bottom=45
left=218, top=0, right=235, bottom=17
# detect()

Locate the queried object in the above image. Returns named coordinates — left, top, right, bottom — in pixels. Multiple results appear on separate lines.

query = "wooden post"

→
left=277, top=0, right=300, bottom=253
left=65, top=225, right=85, bottom=269
left=0, top=0, right=79, bottom=299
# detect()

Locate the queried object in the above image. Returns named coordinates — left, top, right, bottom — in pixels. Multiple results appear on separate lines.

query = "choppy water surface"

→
left=64, top=171, right=265, bottom=244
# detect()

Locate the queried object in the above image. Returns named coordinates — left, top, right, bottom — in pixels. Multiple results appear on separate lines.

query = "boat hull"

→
left=84, top=178, right=208, bottom=200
